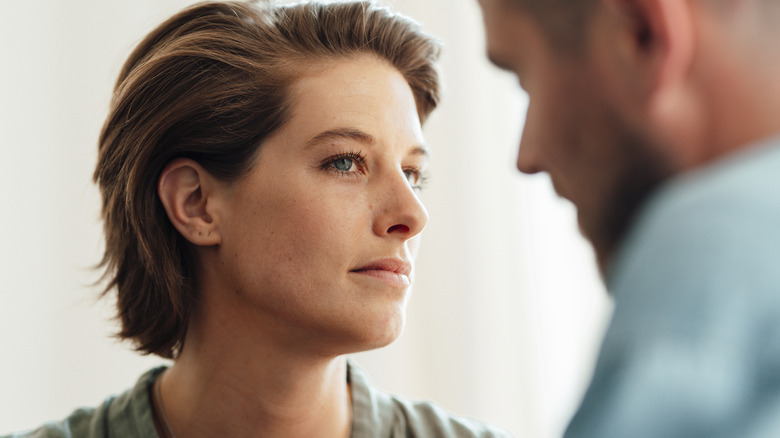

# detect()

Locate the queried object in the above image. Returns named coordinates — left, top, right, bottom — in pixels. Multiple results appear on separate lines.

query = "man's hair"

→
left=507, top=0, right=596, bottom=50
left=94, top=0, right=441, bottom=359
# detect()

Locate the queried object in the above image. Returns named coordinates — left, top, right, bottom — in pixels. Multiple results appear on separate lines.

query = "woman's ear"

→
left=158, top=158, right=222, bottom=246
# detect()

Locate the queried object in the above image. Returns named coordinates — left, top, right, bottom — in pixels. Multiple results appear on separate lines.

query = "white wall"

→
left=0, top=1, right=611, bottom=436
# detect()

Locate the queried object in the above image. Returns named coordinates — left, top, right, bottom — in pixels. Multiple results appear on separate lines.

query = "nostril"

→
left=387, top=224, right=410, bottom=234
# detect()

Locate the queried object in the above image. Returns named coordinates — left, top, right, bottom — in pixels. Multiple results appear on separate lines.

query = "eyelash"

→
left=320, top=151, right=367, bottom=177
left=404, top=168, right=430, bottom=192
left=320, top=150, right=429, bottom=191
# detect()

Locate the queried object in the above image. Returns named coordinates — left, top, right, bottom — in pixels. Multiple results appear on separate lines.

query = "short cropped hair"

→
left=95, top=0, right=441, bottom=359
left=506, top=0, right=595, bottom=50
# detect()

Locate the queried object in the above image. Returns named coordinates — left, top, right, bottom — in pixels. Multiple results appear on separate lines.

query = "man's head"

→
left=478, top=0, right=780, bottom=271
left=484, top=0, right=596, bottom=51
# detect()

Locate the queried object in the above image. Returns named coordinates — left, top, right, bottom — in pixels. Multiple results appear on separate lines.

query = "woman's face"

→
left=212, top=55, right=429, bottom=354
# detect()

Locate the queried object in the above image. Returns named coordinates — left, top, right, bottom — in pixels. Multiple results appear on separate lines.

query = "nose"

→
left=372, top=171, right=428, bottom=240
left=516, top=108, right=543, bottom=174
left=516, top=136, right=542, bottom=174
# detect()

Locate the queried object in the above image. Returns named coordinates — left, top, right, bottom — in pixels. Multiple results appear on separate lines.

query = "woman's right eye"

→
left=332, top=157, right=355, bottom=172
left=321, top=151, right=366, bottom=176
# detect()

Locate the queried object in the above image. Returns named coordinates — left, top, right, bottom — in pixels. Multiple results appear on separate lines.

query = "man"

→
left=477, top=0, right=780, bottom=436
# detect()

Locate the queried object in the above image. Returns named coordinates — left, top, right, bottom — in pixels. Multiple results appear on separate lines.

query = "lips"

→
left=352, top=258, right=411, bottom=276
left=350, top=258, right=412, bottom=287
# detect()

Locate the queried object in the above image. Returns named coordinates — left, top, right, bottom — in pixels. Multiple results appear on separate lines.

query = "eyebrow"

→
left=306, top=128, right=376, bottom=147
left=306, top=127, right=430, bottom=158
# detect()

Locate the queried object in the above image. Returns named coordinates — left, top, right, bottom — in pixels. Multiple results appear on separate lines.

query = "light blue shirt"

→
left=565, top=137, right=780, bottom=437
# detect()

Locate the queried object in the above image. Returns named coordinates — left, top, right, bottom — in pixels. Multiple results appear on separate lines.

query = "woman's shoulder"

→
left=2, top=406, right=105, bottom=438
left=348, top=361, right=513, bottom=438
left=2, top=367, right=165, bottom=438
left=385, top=394, right=514, bottom=438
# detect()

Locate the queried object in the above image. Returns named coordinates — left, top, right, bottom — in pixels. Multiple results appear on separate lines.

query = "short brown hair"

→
left=506, top=0, right=595, bottom=50
left=95, top=0, right=441, bottom=359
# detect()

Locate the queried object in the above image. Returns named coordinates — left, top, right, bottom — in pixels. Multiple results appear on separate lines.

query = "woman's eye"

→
left=333, top=157, right=355, bottom=172
left=404, top=168, right=428, bottom=190
left=404, top=170, right=419, bottom=185
left=321, top=152, right=365, bottom=176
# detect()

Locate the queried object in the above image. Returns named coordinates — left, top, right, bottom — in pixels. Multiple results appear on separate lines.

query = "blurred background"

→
left=0, top=0, right=611, bottom=436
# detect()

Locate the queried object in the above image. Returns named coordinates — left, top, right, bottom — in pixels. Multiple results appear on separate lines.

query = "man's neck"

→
left=688, top=6, right=780, bottom=168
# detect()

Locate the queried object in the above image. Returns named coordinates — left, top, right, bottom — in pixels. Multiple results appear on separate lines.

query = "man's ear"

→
left=158, top=158, right=222, bottom=246
left=601, top=0, right=695, bottom=109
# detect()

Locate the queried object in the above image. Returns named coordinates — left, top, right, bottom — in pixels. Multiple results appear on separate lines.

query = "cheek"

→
left=230, top=184, right=368, bottom=284
left=524, top=93, right=581, bottom=168
left=543, top=79, right=606, bottom=162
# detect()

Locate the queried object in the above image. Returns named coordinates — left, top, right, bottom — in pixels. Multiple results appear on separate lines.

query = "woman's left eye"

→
left=404, top=169, right=419, bottom=185
left=404, top=168, right=428, bottom=191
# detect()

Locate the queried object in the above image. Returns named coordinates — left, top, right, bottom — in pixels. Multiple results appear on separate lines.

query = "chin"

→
left=333, top=309, right=406, bottom=355
left=367, top=320, right=405, bottom=350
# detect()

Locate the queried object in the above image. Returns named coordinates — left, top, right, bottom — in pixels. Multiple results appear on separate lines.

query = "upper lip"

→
left=351, top=258, right=412, bottom=276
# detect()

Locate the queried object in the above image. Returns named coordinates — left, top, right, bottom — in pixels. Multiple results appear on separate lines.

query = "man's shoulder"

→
left=611, top=141, right=780, bottom=288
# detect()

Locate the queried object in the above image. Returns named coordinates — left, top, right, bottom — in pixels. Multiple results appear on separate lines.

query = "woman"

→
left=5, top=1, right=510, bottom=437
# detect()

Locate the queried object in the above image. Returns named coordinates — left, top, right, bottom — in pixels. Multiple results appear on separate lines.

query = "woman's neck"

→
left=157, top=305, right=353, bottom=438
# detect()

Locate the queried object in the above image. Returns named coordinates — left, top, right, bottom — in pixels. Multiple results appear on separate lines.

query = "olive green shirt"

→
left=4, top=362, right=511, bottom=437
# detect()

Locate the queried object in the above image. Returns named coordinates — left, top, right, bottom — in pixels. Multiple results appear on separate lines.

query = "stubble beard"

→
left=583, top=124, right=676, bottom=278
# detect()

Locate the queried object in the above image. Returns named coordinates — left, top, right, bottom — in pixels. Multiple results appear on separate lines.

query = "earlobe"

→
left=158, top=158, right=222, bottom=246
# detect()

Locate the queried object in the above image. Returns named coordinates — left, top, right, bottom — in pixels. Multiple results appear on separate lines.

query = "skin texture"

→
left=478, top=0, right=675, bottom=270
left=480, top=0, right=780, bottom=272
left=479, top=0, right=780, bottom=434
left=155, top=55, right=429, bottom=438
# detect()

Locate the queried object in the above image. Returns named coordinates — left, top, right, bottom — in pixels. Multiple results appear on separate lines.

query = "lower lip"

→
left=351, top=270, right=410, bottom=288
